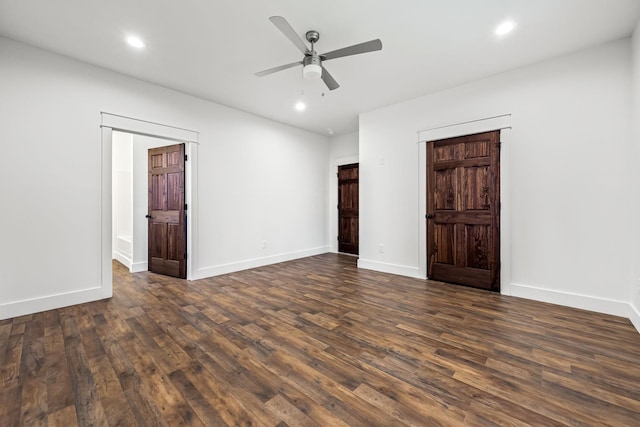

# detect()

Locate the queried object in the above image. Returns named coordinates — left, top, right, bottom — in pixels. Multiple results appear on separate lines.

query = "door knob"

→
left=425, top=213, right=434, bottom=219
left=145, top=214, right=152, bottom=219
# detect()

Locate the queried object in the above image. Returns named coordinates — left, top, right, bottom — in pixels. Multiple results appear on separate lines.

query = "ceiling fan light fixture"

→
left=303, top=63, right=322, bottom=80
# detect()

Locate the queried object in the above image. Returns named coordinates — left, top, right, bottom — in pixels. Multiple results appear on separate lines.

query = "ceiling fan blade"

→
left=321, top=39, right=382, bottom=61
left=321, top=66, right=340, bottom=91
left=255, top=60, right=302, bottom=77
left=269, top=16, right=309, bottom=55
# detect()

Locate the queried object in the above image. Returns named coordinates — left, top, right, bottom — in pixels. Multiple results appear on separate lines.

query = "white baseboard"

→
left=191, top=246, right=330, bottom=280
left=0, top=286, right=109, bottom=320
left=130, top=261, right=148, bottom=273
left=630, top=300, right=640, bottom=333
left=510, top=282, right=632, bottom=319
left=357, top=259, right=423, bottom=279
left=112, top=251, right=132, bottom=270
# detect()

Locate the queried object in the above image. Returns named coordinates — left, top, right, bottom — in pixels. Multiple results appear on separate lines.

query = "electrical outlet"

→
left=262, top=240, right=267, bottom=249
left=378, top=244, right=384, bottom=253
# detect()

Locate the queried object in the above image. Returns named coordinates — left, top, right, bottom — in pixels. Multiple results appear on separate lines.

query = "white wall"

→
left=328, top=131, right=359, bottom=252
left=0, top=37, right=329, bottom=319
left=631, top=20, right=640, bottom=330
left=359, top=38, right=635, bottom=320
left=112, top=131, right=133, bottom=268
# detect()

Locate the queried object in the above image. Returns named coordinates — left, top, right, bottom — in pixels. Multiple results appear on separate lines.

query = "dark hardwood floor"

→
left=1, top=254, right=640, bottom=426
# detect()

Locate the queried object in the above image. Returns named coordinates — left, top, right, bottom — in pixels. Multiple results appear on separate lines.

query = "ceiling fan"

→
left=255, top=16, right=383, bottom=91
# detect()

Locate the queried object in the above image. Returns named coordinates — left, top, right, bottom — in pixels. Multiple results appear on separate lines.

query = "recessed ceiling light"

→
left=126, top=35, right=146, bottom=49
left=495, top=21, right=516, bottom=36
left=295, top=101, right=306, bottom=112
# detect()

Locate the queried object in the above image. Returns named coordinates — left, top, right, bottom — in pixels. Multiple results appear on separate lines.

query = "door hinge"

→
left=184, top=252, right=187, bottom=260
left=185, top=154, right=188, bottom=161
left=185, top=204, right=188, bottom=211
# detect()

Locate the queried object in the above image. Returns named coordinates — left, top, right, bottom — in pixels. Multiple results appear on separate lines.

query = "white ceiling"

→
left=1, top=0, right=639, bottom=136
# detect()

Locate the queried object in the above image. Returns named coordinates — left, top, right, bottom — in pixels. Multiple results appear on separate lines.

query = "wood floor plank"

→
left=44, top=324, right=74, bottom=415
left=1, top=332, right=24, bottom=388
left=87, top=354, right=138, bottom=427
left=47, top=405, right=78, bottom=427
left=59, top=311, right=108, bottom=427
left=0, top=384, right=22, bottom=427
left=168, top=368, right=230, bottom=426
left=1, top=254, right=639, bottom=426
left=19, top=335, right=48, bottom=426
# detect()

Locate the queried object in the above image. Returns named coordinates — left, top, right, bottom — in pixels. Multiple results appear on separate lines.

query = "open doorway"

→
left=112, top=132, right=187, bottom=277
left=100, top=113, right=198, bottom=294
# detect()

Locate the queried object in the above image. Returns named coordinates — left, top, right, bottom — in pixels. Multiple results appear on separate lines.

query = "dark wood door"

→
left=426, top=131, right=500, bottom=291
left=148, top=143, right=186, bottom=278
left=338, top=163, right=359, bottom=255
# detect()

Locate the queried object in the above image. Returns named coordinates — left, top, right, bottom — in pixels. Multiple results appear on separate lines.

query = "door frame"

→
left=100, top=113, right=199, bottom=295
left=330, top=155, right=359, bottom=253
left=418, top=114, right=512, bottom=295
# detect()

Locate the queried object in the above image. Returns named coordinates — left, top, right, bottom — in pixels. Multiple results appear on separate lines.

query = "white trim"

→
left=418, top=115, right=512, bottom=297
left=630, top=301, right=640, bottom=333
left=101, top=127, right=113, bottom=299
left=511, top=282, right=632, bottom=319
left=185, top=142, right=196, bottom=280
left=102, top=115, right=198, bottom=286
left=101, top=112, right=199, bottom=143
left=0, top=287, right=106, bottom=320
left=418, top=114, right=512, bottom=142
left=192, top=247, right=329, bottom=280
left=329, top=155, right=359, bottom=253
left=113, top=251, right=132, bottom=270
left=357, top=259, right=422, bottom=279
left=418, top=142, right=427, bottom=278
left=498, top=129, right=512, bottom=295
left=130, top=261, right=149, bottom=273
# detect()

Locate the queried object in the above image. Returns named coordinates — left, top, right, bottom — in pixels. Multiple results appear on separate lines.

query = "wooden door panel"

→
left=434, top=169, right=456, bottom=210
left=431, top=263, right=492, bottom=288
left=148, top=143, right=186, bottom=279
left=167, top=151, right=181, bottom=166
left=150, top=175, right=165, bottom=210
left=338, top=163, right=359, bottom=255
left=465, top=139, right=489, bottom=158
left=150, top=223, right=166, bottom=259
left=464, top=224, right=490, bottom=269
left=434, top=144, right=458, bottom=161
left=434, top=224, right=454, bottom=264
left=151, top=153, right=163, bottom=168
left=463, top=166, right=490, bottom=210
left=427, top=131, right=500, bottom=291
left=167, top=224, right=181, bottom=261
left=167, top=173, right=182, bottom=210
